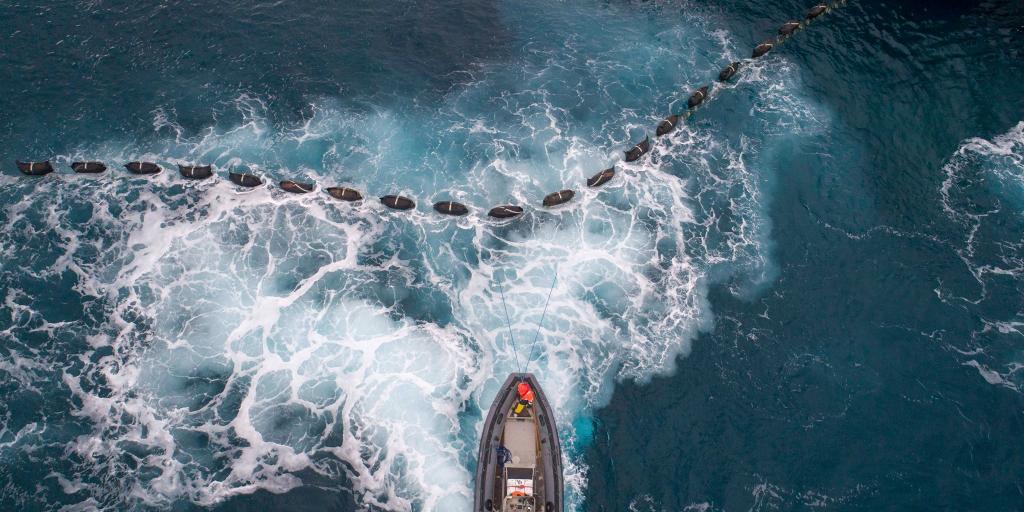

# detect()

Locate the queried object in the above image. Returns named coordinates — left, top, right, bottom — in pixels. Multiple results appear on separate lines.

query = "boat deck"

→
left=503, top=416, right=537, bottom=467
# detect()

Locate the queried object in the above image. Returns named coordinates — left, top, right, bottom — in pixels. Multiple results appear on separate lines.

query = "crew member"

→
left=514, top=382, right=535, bottom=415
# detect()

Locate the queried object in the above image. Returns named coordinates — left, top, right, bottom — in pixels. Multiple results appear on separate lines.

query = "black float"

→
left=16, top=161, right=54, bottom=176
left=488, top=205, right=523, bottom=219
left=125, top=162, right=162, bottom=175
left=326, top=187, right=363, bottom=201
left=779, top=21, right=801, bottom=36
left=752, top=40, right=774, bottom=58
left=656, top=115, right=679, bottom=137
left=434, top=201, right=469, bottom=216
left=687, top=86, right=709, bottom=109
left=281, top=181, right=315, bottom=194
left=624, top=137, right=651, bottom=162
left=72, top=161, right=107, bottom=174
left=381, top=195, right=415, bottom=210
left=807, top=5, right=827, bottom=20
left=587, top=168, right=615, bottom=187
left=229, top=172, right=262, bottom=187
left=542, top=190, right=575, bottom=207
left=178, top=165, right=212, bottom=179
left=718, top=62, right=740, bottom=82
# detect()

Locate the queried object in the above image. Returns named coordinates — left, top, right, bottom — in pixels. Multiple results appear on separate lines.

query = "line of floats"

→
left=11, top=2, right=842, bottom=221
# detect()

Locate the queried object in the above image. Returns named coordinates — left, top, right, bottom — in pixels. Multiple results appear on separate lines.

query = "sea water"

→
left=1, top=0, right=1022, bottom=510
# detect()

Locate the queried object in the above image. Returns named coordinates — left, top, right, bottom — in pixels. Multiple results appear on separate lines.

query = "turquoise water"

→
left=1, top=0, right=1022, bottom=510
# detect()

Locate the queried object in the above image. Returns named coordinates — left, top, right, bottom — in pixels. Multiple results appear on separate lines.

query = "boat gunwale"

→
left=474, top=372, right=563, bottom=512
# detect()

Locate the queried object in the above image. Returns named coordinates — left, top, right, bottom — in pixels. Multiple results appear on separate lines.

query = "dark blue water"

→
left=1, top=0, right=1022, bottom=510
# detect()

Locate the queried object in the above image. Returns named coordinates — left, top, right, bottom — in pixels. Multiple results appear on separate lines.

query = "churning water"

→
left=1, top=0, right=1022, bottom=510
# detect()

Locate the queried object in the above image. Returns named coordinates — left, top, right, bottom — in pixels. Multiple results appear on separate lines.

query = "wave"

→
left=0, top=2, right=831, bottom=510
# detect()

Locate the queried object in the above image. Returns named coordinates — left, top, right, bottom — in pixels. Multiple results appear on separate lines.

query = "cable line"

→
left=523, top=268, right=558, bottom=374
left=497, top=273, right=521, bottom=373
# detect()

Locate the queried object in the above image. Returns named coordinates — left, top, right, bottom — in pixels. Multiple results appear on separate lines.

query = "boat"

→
left=474, top=372, right=563, bottom=512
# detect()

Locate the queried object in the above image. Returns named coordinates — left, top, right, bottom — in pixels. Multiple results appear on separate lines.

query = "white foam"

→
left=0, top=4, right=838, bottom=510
left=936, top=122, right=1024, bottom=391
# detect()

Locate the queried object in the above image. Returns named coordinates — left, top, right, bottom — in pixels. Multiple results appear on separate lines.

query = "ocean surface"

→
left=1, top=0, right=1022, bottom=510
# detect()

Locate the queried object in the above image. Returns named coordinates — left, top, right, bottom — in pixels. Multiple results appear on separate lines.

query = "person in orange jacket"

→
left=514, top=381, right=535, bottom=415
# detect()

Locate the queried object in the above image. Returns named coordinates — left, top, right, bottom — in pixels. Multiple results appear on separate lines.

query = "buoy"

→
left=433, top=201, right=469, bottom=216
left=326, top=186, right=363, bottom=201
left=687, top=86, right=709, bottom=109
left=178, top=164, right=212, bottom=179
left=587, top=167, right=615, bottom=187
left=229, top=172, right=262, bottom=187
left=806, top=4, right=827, bottom=20
left=16, top=160, right=54, bottom=176
left=752, top=40, right=775, bottom=58
left=656, top=115, right=679, bottom=137
left=125, top=161, right=162, bottom=175
left=71, top=161, right=107, bottom=174
left=542, top=189, right=575, bottom=207
left=487, top=205, right=523, bottom=219
left=381, top=195, right=415, bottom=210
left=280, top=180, right=315, bottom=194
left=624, top=136, right=651, bottom=162
left=718, top=62, right=741, bottom=82
left=779, top=21, right=801, bottom=36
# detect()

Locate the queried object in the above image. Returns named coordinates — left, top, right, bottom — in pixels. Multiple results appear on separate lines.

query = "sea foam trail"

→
left=0, top=2, right=829, bottom=510
left=938, top=121, right=1024, bottom=392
